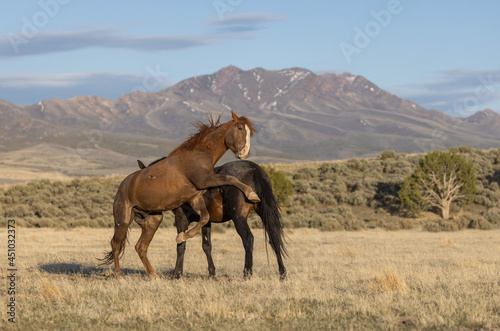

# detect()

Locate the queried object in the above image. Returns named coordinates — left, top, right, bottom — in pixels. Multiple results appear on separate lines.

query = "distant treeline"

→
left=1, top=147, right=499, bottom=231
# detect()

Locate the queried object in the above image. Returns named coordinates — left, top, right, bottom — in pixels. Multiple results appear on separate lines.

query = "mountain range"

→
left=1, top=65, right=499, bottom=183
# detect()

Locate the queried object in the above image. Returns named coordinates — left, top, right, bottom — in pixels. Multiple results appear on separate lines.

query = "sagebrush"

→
left=1, top=147, right=499, bottom=231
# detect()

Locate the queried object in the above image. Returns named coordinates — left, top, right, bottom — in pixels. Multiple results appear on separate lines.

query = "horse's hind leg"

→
left=276, top=251, right=287, bottom=281
left=110, top=202, right=133, bottom=278
left=233, top=214, right=254, bottom=279
left=202, top=224, right=216, bottom=277
left=135, top=213, right=163, bottom=279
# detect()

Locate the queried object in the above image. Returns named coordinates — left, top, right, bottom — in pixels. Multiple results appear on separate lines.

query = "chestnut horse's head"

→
left=225, top=110, right=256, bottom=159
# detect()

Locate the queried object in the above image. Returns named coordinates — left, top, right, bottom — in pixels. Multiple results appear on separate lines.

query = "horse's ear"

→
left=231, top=109, right=239, bottom=121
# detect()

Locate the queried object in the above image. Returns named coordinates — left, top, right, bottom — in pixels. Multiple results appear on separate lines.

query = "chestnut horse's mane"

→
left=167, top=113, right=256, bottom=157
left=168, top=114, right=222, bottom=156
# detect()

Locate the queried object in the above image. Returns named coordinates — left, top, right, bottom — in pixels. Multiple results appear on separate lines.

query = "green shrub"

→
left=312, top=191, right=337, bottom=205
left=0, top=175, right=122, bottom=228
left=261, top=165, right=294, bottom=206
left=28, top=217, right=60, bottom=228
left=346, top=158, right=368, bottom=171
left=378, top=150, right=397, bottom=160
left=422, top=213, right=483, bottom=232
left=295, top=194, right=316, bottom=207
left=449, top=146, right=475, bottom=154
left=6, top=205, right=34, bottom=218
left=281, top=206, right=363, bottom=231
left=318, top=206, right=364, bottom=231
left=482, top=208, right=500, bottom=225
left=428, top=214, right=494, bottom=231
left=474, top=188, right=497, bottom=207
left=318, top=163, right=334, bottom=175
left=295, top=167, right=317, bottom=179
left=344, top=191, right=367, bottom=206
left=423, top=219, right=459, bottom=232
left=398, top=176, right=423, bottom=216
left=95, top=217, right=114, bottom=227
left=373, top=216, right=415, bottom=230
left=465, top=214, right=492, bottom=230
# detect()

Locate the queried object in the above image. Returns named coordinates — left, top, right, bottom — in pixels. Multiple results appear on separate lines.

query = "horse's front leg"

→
left=176, top=194, right=210, bottom=243
left=189, top=172, right=260, bottom=203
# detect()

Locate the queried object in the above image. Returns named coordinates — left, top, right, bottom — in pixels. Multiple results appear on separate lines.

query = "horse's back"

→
left=217, top=160, right=269, bottom=217
left=123, top=157, right=200, bottom=211
left=215, top=160, right=267, bottom=186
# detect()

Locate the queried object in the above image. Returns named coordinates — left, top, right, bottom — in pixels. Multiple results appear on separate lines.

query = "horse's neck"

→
left=203, top=122, right=232, bottom=165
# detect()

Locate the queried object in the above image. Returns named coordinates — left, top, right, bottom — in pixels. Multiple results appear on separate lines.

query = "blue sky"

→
left=1, top=0, right=499, bottom=117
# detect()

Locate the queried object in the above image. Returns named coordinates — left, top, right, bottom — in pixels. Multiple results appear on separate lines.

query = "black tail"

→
left=253, top=171, right=288, bottom=263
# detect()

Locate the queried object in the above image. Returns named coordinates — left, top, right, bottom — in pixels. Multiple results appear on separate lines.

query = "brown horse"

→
left=137, top=159, right=287, bottom=280
left=99, top=110, right=258, bottom=278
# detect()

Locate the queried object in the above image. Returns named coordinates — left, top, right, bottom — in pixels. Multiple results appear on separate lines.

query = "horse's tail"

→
left=253, top=170, right=288, bottom=262
left=98, top=250, right=116, bottom=266
left=97, top=228, right=129, bottom=266
left=98, top=187, right=131, bottom=267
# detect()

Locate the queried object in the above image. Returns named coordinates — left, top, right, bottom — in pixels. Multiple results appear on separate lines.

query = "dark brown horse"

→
left=137, top=159, right=287, bottom=280
left=172, top=160, right=287, bottom=280
left=99, top=111, right=258, bottom=278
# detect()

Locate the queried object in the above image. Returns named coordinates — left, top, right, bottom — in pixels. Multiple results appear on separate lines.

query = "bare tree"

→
left=399, top=151, right=476, bottom=219
left=420, top=165, right=466, bottom=219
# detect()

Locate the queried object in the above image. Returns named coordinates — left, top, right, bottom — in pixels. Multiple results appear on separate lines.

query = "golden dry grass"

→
left=337, top=243, right=362, bottom=258
left=369, top=268, right=408, bottom=294
left=1, top=227, right=500, bottom=330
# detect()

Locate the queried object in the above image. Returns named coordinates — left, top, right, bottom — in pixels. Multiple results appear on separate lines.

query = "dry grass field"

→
left=2, top=227, right=499, bottom=330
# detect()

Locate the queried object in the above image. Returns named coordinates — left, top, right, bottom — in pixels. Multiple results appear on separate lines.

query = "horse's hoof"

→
left=107, top=273, right=125, bottom=281
left=243, top=268, right=253, bottom=280
left=105, top=273, right=118, bottom=280
left=149, top=274, right=160, bottom=281
left=247, top=192, right=260, bottom=203
left=176, top=232, right=188, bottom=244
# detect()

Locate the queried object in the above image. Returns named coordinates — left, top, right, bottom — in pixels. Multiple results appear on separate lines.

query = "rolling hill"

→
left=1, top=65, right=499, bottom=183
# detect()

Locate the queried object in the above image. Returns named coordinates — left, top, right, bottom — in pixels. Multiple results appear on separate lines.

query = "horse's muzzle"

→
left=236, top=146, right=249, bottom=159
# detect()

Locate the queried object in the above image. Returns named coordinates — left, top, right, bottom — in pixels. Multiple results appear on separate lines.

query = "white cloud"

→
left=0, top=73, right=94, bottom=88
left=0, top=27, right=214, bottom=58
left=206, top=12, right=286, bottom=34
left=386, top=69, right=500, bottom=115
left=0, top=13, right=286, bottom=58
left=207, top=12, right=286, bottom=26
left=0, top=72, right=172, bottom=105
